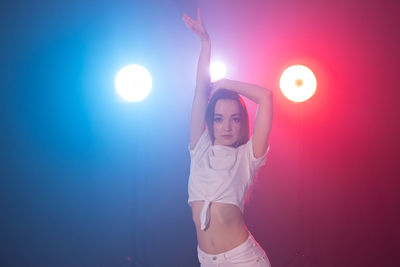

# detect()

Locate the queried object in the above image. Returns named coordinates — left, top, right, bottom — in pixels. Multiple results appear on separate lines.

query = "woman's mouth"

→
left=222, top=135, right=232, bottom=139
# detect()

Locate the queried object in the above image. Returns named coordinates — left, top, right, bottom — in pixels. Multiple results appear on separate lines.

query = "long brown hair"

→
left=205, top=89, right=249, bottom=147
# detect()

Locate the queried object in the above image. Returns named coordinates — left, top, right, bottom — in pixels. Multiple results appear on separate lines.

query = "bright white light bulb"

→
left=210, top=61, right=227, bottom=81
left=280, top=65, right=317, bottom=102
left=115, top=64, right=152, bottom=102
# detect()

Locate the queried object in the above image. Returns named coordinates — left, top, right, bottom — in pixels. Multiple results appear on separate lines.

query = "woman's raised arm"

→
left=183, top=9, right=211, bottom=149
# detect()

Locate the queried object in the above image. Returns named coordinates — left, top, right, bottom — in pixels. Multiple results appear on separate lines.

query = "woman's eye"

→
left=214, top=118, right=222, bottom=123
left=233, top=118, right=241, bottom=123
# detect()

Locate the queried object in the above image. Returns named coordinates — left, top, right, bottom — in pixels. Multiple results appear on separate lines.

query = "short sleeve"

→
left=189, top=130, right=211, bottom=158
left=247, top=137, right=270, bottom=172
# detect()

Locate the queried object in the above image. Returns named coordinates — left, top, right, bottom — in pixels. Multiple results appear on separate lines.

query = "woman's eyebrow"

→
left=214, top=113, right=241, bottom=117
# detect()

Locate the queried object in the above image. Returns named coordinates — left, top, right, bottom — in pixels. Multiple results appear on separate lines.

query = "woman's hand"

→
left=210, top=78, right=231, bottom=97
left=183, top=8, right=210, bottom=42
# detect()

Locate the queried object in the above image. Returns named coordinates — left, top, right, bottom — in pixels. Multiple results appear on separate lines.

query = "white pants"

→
left=197, top=232, right=271, bottom=267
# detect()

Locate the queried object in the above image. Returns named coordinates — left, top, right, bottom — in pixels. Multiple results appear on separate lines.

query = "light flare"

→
left=280, top=65, right=317, bottom=102
left=210, top=61, right=227, bottom=81
left=115, top=64, right=152, bottom=102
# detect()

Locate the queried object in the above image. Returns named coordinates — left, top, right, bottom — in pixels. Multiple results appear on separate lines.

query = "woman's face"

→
left=213, top=99, right=242, bottom=146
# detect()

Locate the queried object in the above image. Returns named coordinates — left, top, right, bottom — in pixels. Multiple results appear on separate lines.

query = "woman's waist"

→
left=190, top=200, right=244, bottom=226
left=191, top=201, right=249, bottom=254
left=196, top=223, right=250, bottom=254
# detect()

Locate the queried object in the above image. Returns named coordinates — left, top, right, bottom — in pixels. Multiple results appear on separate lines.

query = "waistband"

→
left=197, top=232, right=256, bottom=263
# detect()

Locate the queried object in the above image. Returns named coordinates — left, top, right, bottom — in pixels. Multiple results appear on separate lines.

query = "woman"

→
left=183, top=9, right=273, bottom=267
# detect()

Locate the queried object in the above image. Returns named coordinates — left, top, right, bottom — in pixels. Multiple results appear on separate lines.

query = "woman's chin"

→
left=215, top=138, right=237, bottom=147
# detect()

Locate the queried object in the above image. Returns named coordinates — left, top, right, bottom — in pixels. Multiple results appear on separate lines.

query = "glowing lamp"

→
left=115, top=64, right=152, bottom=102
left=280, top=65, right=316, bottom=102
left=210, top=61, right=227, bottom=81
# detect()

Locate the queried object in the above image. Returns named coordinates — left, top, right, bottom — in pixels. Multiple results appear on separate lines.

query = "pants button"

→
left=212, top=256, right=217, bottom=260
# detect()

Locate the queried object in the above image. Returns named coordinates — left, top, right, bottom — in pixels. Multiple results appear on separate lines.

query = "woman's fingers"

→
left=183, top=18, right=197, bottom=32
left=182, top=14, right=193, bottom=24
left=197, top=8, right=202, bottom=25
left=210, top=79, right=228, bottom=95
left=183, top=9, right=209, bottom=41
left=183, top=12, right=201, bottom=27
left=183, top=18, right=193, bottom=28
left=183, top=14, right=197, bottom=29
left=183, top=14, right=193, bottom=22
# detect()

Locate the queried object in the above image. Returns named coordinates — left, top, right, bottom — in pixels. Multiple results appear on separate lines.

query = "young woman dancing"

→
left=183, top=9, right=273, bottom=267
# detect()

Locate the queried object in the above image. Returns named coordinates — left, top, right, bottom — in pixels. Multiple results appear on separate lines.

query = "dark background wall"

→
left=1, top=0, right=399, bottom=266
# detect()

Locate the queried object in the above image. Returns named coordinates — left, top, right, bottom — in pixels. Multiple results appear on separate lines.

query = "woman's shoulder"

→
left=189, top=130, right=211, bottom=157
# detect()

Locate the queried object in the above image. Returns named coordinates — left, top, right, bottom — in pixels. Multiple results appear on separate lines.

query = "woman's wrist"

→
left=201, top=39, right=211, bottom=46
left=220, top=78, right=234, bottom=90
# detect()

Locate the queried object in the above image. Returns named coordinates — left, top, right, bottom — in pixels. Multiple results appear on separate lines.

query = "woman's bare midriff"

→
left=191, top=200, right=249, bottom=254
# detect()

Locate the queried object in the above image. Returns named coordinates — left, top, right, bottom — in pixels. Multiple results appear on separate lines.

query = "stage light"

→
left=115, top=64, right=152, bottom=102
left=210, top=61, right=227, bottom=81
left=280, top=65, right=317, bottom=102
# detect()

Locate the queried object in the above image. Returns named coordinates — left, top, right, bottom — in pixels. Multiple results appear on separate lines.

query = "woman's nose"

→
left=224, top=120, right=232, bottom=131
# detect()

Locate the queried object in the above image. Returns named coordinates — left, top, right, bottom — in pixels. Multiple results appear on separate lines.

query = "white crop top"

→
left=188, top=130, right=269, bottom=231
